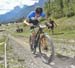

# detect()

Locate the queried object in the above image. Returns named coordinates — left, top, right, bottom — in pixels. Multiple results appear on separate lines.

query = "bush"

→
left=16, top=28, right=23, bottom=33
left=66, top=11, right=75, bottom=17
left=0, top=24, right=1, bottom=26
left=52, top=11, right=65, bottom=19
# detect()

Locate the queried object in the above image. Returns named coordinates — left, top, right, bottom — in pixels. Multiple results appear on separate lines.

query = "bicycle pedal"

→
left=50, top=62, right=55, bottom=65
left=31, top=51, right=34, bottom=54
left=43, top=47, right=48, bottom=51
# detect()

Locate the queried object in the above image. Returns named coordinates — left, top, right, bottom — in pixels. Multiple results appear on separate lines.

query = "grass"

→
left=0, top=43, right=4, bottom=55
left=52, top=16, right=75, bottom=39
left=0, top=37, right=6, bottom=43
left=7, top=25, right=31, bottom=38
left=2, top=16, right=75, bottom=40
left=0, top=64, right=4, bottom=68
left=0, top=36, right=6, bottom=55
left=0, top=43, right=4, bottom=56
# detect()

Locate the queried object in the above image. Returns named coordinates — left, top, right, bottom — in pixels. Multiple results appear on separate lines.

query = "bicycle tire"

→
left=29, top=35, right=35, bottom=51
left=39, top=34, right=55, bottom=64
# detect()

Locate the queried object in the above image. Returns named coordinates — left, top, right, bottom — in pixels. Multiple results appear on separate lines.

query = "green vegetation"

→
left=5, top=16, right=75, bottom=40
left=0, top=37, right=6, bottom=55
left=52, top=16, right=75, bottom=39
left=0, top=64, right=4, bottom=68
left=6, top=24, right=31, bottom=38
left=44, top=0, right=75, bottom=18
left=1, top=0, right=75, bottom=40
left=0, top=37, right=5, bottom=43
left=0, top=43, right=4, bottom=54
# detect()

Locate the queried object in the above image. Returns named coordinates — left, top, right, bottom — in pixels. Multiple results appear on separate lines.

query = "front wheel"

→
left=39, top=34, right=55, bottom=64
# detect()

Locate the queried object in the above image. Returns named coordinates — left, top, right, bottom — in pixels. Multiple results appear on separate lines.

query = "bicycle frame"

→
left=33, top=27, right=44, bottom=51
left=30, top=24, right=55, bottom=63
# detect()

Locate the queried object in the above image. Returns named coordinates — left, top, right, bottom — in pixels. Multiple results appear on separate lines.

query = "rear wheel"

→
left=39, top=34, right=55, bottom=64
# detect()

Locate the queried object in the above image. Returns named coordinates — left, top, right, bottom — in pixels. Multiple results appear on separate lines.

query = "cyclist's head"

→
left=35, top=7, right=43, bottom=15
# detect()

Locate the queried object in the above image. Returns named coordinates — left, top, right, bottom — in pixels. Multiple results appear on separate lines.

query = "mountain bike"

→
left=29, top=23, right=55, bottom=64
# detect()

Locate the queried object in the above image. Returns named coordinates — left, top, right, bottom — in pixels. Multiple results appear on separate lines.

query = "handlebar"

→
left=38, top=24, right=46, bottom=28
left=30, top=24, right=47, bottom=29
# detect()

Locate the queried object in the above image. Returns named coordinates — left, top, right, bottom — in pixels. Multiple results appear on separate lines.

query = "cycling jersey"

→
left=27, top=11, right=45, bottom=25
left=27, top=11, right=45, bottom=19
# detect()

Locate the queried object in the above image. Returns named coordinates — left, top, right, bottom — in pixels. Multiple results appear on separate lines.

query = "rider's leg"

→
left=40, top=34, right=48, bottom=50
left=30, top=29, right=34, bottom=50
left=30, top=28, right=36, bottom=51
left=51, top=27, right=54, bottom=35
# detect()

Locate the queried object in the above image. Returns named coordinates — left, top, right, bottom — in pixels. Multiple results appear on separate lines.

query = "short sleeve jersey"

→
left=27, top=11, right=45, bottom=19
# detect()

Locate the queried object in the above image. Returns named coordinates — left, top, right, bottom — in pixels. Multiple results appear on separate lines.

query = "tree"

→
left=44, top=0, right=75, bottom=18
left=44, top=0, right=51, bottom=17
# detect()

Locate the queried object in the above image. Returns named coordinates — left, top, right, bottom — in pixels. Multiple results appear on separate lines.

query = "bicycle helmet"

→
left=35, top=7, right=43, bottom=14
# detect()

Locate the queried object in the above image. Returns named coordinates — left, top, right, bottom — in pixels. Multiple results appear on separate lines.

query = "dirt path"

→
left=7, top=34, right=75, bottom=68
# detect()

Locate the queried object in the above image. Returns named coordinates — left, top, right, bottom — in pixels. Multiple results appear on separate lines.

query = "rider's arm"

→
left=37, top=12, right=46, bottom=22
left=24, top=19, right=33, bottom=26
left=24, top=12, right=35, bottom=26
left=24, top=19, right=30, bottom=26
left=24, top=11, right=37, bottom=25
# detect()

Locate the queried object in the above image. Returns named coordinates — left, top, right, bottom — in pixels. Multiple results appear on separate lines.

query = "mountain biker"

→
left=24, top=7, right=46, bottom=51
left=24, top=7, right=46, bottom=27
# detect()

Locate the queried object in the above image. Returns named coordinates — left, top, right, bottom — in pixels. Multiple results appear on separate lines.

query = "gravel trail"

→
left=7, top=35, right=75, bottom=68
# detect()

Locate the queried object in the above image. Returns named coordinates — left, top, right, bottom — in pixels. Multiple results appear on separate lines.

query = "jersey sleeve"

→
left=27, top=11, right=35, bottom=19
left=41, top=12, right=46, bottom=17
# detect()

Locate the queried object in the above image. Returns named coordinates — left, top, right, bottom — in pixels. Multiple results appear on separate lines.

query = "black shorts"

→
left=29, top=19, right=39, bottom=29
left=48, top=26, right=54, bottom=30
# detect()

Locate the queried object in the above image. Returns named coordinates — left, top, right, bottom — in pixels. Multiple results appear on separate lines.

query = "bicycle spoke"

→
left=39, top=35, right=54, bottom=64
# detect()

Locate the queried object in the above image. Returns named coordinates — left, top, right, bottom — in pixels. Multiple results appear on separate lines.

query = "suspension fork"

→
left=34, top=30, right=40, bottom=49
left=34, top=28, right=43, bottom=46
left=33, top=28, right=43, bottom=53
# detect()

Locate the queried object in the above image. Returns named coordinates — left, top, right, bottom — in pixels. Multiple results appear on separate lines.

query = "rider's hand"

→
left=29, top=23, right=34, bottom=27
left=31, top=17, right=37, bottom=20
left=37, top=17, right=46, bottom=22
left=31, top=17, right=43, bottom=21
left=37, top=17, right=42, bottom=21
left=45, top=22, right=52, bottom=27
